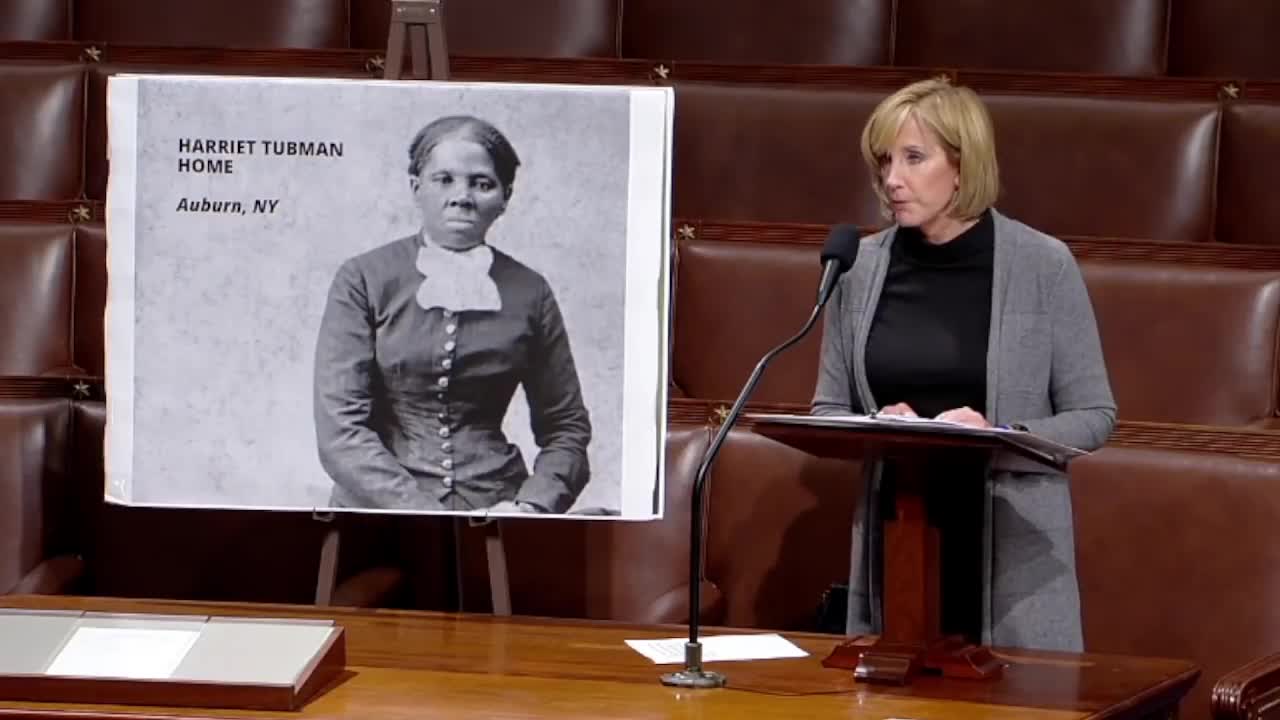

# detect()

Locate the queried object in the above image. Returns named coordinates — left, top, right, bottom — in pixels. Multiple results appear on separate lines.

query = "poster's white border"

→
left=621, top=87, right=673, bottom=521
left=103, top=75, right=139, bottom=506
left=100, top=75, right=673, bottom=521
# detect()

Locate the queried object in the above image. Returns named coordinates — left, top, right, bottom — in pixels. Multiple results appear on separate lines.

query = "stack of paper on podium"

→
left=0, top=609, right=346, bottom=711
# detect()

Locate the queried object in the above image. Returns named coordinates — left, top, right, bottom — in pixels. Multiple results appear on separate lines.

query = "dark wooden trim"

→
left=0, top=377, right=103, bottom=401
left=0, top=202, right=103, bottom=224
left=1211, top=651, right=1280, bottom=719
left=674, top=218, right=1280, bottom=270
left=0, top=41, right=84, bottom=62
left=451, top=57, right=657, bottom=84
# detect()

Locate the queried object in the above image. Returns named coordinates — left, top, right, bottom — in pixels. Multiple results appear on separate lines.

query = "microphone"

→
left=817, top=224, right=861, bottom=306
left=661, top=224, right=861, bottom=689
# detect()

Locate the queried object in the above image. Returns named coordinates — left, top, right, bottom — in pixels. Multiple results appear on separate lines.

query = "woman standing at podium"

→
left=812, top=78, right=1116, bottom=652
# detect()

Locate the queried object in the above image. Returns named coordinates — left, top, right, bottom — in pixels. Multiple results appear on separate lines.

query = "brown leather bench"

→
left=1168, top=0, right=1280, bottom=79
left=670, top=81, right=1219, bottom=241
left=673, top=229, right=1280, bottom=426
left=621, top=0, right=891, bottom=66
left=1219, top=102, right=1280, bottom=246
left=74, top=0, right=349, bottom=49
left=0, top=0, right=69, bottom=41
left=72, top=223, right=105, bottom=378
left=1071, top=434, right=1280, bottom=720
left=0, top=222, right=75, bottom=376
left=350, top=0, right=620, bottom=56
left=894, top=0, right=1167, bottom=75
left=703, top=419, right=863, bottom=631
left=0, top=62, right=84, bottom=201
left=0, top=398, right=80, bottom=595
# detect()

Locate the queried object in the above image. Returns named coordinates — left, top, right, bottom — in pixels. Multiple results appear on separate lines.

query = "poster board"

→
left=104, top=74, right=673, bottom=520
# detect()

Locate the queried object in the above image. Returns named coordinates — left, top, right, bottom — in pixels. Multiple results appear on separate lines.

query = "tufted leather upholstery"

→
left=1083, top=259, right=1280, bottom=426
left=350, top=0, right=620, bottom=57
left=894, top=0, right=1169, bottom=75
left=672, top=82, right=889, bottom=227
left=1218, top=103, right=1280, bottom=245
left=72, top=223, right=106, bottom=377
left=985, top=94, right=1219, bottom=243
left=0, top=62, right=85, bottom=201
left=622, top=0, right=891, bottom=66
left=673, top=237, right=827, bottom=403
left=0, top=0, right=70, bottom=41
left=0, top=399, right=74, bottom=595
left=669, top=82, right=1221, bottom=242
left=75, top=0, right=349, bottom=48
left=1168, top=0, right=1280, bottom=79
left=0, top=223, right=74, bottom=376
left=1072, top=444, right=1280, bottom=720
left=703, top=425, right=863, bottom=631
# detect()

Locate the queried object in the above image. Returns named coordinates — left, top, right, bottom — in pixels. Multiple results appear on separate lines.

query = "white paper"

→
left=625, top=634, right=809, bottom=664
left=46, top=626, right=201, bottom=679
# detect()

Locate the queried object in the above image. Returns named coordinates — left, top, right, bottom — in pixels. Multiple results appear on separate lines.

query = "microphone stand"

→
left=660, top=269, right=839, bottom=688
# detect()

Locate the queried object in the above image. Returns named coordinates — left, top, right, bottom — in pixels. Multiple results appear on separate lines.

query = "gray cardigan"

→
left=812, top=209, right=1116, bottom=651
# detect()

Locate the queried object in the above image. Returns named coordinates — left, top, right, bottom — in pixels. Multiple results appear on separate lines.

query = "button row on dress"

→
left=439, top=315, right=458, bottom=489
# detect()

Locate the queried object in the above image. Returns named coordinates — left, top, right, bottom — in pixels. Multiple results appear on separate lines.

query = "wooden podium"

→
left=748, top=413, right=1082, bottom=685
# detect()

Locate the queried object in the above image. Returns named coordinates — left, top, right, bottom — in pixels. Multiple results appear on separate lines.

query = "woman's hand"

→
left=878, top=402, right=918, bottom=418
left=935, top=406, right=991, bottom=428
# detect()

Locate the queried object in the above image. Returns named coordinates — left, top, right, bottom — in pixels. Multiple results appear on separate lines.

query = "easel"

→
left=384, top=0, right=450, bottom=80
left=313, top=0, right=513, bottom=618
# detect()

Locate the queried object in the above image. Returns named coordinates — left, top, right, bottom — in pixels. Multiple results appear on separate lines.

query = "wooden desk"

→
left=0, top=596, right=1197, bottom=719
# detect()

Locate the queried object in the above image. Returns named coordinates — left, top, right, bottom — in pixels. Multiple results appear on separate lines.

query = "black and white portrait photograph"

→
left=103, top=75, right=673, bottom=520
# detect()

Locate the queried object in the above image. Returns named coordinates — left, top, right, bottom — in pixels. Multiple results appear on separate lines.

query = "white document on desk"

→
left=46, top=626, right=201, bottom=679
left=625, top=634, right=809, bottom=664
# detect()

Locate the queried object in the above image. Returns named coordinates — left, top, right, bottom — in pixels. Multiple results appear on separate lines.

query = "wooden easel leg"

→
left=426, top=21, right=450, bottom=78
left=314, top=516, right=340, bottom=606
left=384, top=0, right=450, bottom=81
left=409, top=25, right=430, bottom=78
left=485, top=523, right=512, bottom=616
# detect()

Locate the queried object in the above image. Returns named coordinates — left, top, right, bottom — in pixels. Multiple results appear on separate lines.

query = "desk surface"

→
left=0, top=596, right=1197, bottom=720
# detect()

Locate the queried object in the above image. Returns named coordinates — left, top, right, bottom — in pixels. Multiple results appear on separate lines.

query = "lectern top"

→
left=747, top=412, right=1086, bottom=471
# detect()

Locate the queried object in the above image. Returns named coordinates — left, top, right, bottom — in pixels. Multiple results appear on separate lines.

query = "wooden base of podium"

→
left=822, top=635, right=1004, bottom=684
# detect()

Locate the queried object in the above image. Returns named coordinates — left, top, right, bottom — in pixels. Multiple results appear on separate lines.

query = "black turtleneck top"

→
left=865, top=210, right=995, bottom=419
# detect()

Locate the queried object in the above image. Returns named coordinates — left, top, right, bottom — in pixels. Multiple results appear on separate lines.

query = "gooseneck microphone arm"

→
left=689, top=300, right=828, bottom=631
left=660, top=229, right=857, bottom=688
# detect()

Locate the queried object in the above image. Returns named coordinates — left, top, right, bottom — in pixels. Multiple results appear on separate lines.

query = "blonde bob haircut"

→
left=861, top=78, right=1000, bottom=222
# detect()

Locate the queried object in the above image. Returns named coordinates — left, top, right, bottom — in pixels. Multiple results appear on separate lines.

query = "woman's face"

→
left=412, top=137, right=507, bottom=251
left=878, top=113, right=960, bottom=239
